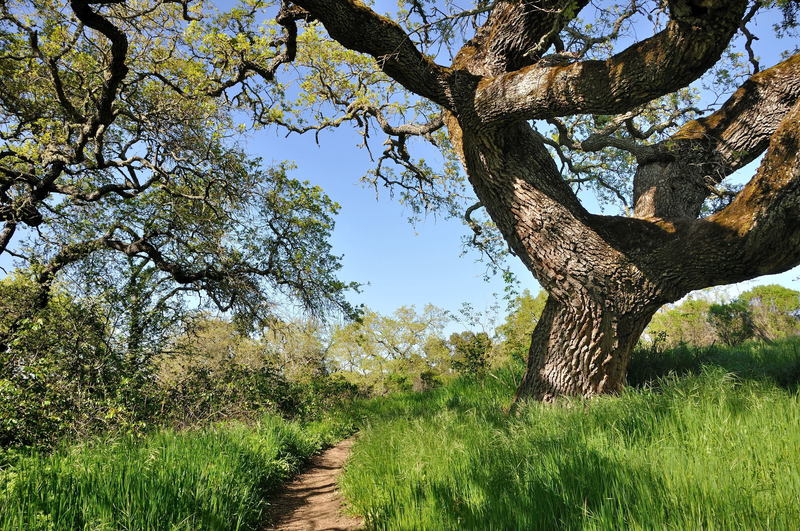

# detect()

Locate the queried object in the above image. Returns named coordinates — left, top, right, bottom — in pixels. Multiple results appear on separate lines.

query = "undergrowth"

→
left=3, top=338, right=799, bottom=530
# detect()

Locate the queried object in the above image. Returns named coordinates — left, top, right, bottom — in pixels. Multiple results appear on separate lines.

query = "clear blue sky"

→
left=242, top=124, right=530, bottom=318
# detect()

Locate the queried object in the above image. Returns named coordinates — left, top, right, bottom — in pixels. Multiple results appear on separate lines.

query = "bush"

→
left=708, top=301, right=755, bottom=346
left=0, top=274, right=153, bottom=448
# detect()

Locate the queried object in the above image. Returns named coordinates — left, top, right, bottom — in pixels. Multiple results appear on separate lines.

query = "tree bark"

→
left=513, top=294, right=658, bottom=402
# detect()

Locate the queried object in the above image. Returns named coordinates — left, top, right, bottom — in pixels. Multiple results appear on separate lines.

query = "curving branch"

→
left=454, top=0, right=592, bottom=77
left=289, top=0, right=452, bottom=107
left=472, top=0, right=747, bottom=124
left=0, top=222, right=15, bottom=255
left=633, top=53, right=800, bottom=218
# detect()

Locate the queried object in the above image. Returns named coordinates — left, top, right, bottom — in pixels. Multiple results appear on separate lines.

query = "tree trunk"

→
left=512, top=293, right=658, bottom=403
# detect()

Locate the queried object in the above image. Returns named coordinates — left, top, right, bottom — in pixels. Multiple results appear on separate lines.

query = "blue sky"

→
left=242, top=124, right=527, bottom=318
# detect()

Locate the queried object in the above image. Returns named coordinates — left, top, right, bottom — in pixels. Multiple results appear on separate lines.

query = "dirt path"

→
left=264, top=437, right=363, bottom=531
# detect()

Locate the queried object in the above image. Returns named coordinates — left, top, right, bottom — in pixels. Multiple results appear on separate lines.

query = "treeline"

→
left=0, top=270, right=358, bottom=449
left=3, top=266, right=799, bottom=451
left=645, top=284, right=800, bottom=349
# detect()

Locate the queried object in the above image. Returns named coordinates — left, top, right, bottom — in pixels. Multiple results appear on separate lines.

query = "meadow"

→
left=341, top=338, right=800, bottom=530
left=2, top=338, right=799, bottom=530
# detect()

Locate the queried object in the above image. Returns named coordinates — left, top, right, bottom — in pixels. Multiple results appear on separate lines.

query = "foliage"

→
left=0, top=273, right=359, bottom=448
left=644, top=285, right=800, bottom=350
left=329, top=305, right=450, bottom=393
left=739, top=284, right=800, bottom=340
left=0, top=273, right=150, bottom=448
left=159, top=317, right=267, bottom=385
left=341, top=339, right=800, bottom=530
left=0, top=0, right=357, bottom=337
left=0, top=413, right=353, bottom=531
left=491, top=290, right=547, bottom=365
left=447, top=331, right=491, bottom=375
left=262, top=318, right=334, bottom=383
left=707, top=300, right=755, bottom=346
left=645, top=296, right=717, bottom=348
left=158, top=364, right=297, bottom=427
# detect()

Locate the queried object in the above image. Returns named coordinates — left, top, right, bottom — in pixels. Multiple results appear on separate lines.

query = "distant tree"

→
left=707, top=301, right=755, bottom=346
left=739, top=284, right=800, bottom=340
left=448, top=331, right=492, bottom=375
left=493, top=290, right=547, bottom=366
left=159, top=317, right=265, bottom=385
left=263, top=319, right=332, bottom=382
left=329, top=305, right=449, bottom=392
left=646, top=298, right=717, bottom=348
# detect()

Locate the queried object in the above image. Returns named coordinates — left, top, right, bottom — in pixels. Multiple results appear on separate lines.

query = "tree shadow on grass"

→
left=386, top=444, right=671, bottom=531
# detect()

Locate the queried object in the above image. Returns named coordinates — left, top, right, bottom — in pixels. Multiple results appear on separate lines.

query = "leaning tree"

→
left=2, top=0, right=799, bottom=400
left=276, top=0, right=800, bottom=401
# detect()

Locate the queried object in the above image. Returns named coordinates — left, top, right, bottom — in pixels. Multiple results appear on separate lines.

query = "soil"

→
left=264, top=437, right=363, bottom=531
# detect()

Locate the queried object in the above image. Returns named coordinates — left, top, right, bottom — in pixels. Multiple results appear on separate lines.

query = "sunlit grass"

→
left=342, top=339, right=800, bottom=530
left=3, top=339, right=799, bottom=530
left=0, top=414, right=352, bottom=530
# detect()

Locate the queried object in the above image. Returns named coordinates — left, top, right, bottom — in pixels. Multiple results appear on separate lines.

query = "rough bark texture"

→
left=633, top=55, right=800, bottom=219
left=512, top=296, right=658, bottom=401
left=295, top=0, right=800, bottom=401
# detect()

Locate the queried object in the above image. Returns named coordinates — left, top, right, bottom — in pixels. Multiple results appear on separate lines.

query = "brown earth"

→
left=264, top=437, right=363, bottom=531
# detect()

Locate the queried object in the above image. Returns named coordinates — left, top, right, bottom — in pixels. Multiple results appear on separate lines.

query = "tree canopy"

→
left=0, top=0, right=357, bottom=341
left=2, top=0, right=799, bottom=400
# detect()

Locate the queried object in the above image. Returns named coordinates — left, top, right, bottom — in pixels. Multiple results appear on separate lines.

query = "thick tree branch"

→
left=454, top=0, right=592, bottom=77
left=0, top=221, right=15, bottom=255
left=289, top=0, right=452, bottom=107
left=633, top=54, right=800, bottom=218
left=472, top=0, right=747, bottom=123
left=69, top=0, right=129, bottom=134
left=711, top=101, right=800, bottom=275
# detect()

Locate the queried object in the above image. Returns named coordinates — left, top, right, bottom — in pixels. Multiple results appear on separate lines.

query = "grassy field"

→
left=2, top=339, right=799, bottom=530
left=0, top=414, right=354, bottom=530
left=341, top=338, right=800, bottom=530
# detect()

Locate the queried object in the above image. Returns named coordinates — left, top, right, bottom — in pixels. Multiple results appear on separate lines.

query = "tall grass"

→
left=4, top=339, right=799, bottom=530
left=342, top=339, right=800, bottom=530
left=0, top=414, right=352, bottom=530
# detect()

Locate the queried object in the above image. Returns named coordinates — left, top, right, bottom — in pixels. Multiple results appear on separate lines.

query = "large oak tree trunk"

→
left=297, top=0, right=800, bottom=402
left=513, top=295, right=658, bottom=402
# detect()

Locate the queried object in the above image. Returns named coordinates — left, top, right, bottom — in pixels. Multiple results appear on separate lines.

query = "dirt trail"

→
left=265, top=437, right=363, bottom=531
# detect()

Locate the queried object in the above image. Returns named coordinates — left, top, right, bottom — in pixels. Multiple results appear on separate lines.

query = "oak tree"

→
left=277, top=0, right=800, bottom=401
left=3, top=0, right=800, bottom=401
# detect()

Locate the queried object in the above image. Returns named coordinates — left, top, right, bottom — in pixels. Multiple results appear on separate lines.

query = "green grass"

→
left=0, top=413, right=353, bottom=530
left=341, top=339, right=800, bottom=530
left=3, top=339, right=800, bottom=530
